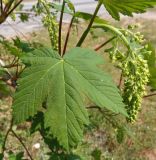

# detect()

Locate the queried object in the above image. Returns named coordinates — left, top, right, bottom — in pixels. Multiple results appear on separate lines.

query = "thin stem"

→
left=94, top=36, right=117, bottom=51
left=118, top=72, right=123, bottom=89
left=93, top=24, right=130, bottom=50
left=1, top=119, right=13, bottom=158
left=144, top=93, right=156, bottom=98
left=76, top=1, right=102, bottom=47
left=59, top=0, right=66, bottom=55
left=7, top=0, right=23, bottom=17
left=87, top=106, right=118, bottom=116
left=1, top=0, right=3, bottom=13
left=87, top=106, right=118, bottom=127
left=0, top=0, right=23, bottom=24
left=14, top=11, right=35, bottom=15
left=62, top=16, right=74, bottom=56
left=13, top=58, right=20, bottom=79
left=3, top=64, right=19, bottom=68
left=11, top=130, right=33, bottom=160
left=87, top=105, right=102, bottom=111
left=4, top=0, right=14, bottom=13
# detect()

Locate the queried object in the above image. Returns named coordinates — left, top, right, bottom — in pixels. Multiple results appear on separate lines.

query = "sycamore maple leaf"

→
left=13, top=47, right=127, bottom=149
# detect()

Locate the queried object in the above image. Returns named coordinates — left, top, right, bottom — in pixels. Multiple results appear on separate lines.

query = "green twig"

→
left=76, top=1, right=102, bottom=47
left=4, top=0, right=13, bottom=13
left=94, top=36, right=117, bottom=51
left=6, top=0, right=23, bottom=16
left=0, top=0, right=3, bottom=13
left=118, top=72, right=123, bottom=89
left=59, top=0, right=66, bottom=55
left=63, top=16, right=75, bottom=56
left=0, top=0, right=23, bottom=24
left=144, top=93, right=156, bottom=98
left=93, top=24, right=130, bottom=50
left=1, top=119, right=13, bottom=158
left=11, top=130, right=33, bottom=160
left=87, top=106, right=119, bottom=127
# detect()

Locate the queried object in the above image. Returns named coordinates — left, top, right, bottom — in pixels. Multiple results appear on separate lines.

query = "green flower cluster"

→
left=40, top=0, right=58, bottom=51
left=43, top=15, right=58, bottom=51
left=121, top=54, right=150, bottom=122
left=108, top=27, right=151, bottom=122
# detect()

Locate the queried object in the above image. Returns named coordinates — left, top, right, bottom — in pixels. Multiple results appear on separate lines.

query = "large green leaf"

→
left=101, top=0, right=156, bottom=20
left=13, top=47, right=126, bottom=150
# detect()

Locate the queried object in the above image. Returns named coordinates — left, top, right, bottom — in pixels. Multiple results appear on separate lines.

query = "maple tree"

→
left=0, top=0, right=156, bottom=159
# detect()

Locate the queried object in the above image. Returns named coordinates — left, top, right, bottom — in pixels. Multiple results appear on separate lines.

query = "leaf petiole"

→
left=76, top=1, right=102, bottom=47
left=59, top=0, right=66, bottom=55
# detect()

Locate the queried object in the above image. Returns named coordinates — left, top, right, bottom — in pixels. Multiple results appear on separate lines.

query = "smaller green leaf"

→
left=91, top=148, right=102, bottom=160
left=8, top=152, right=16, bottom=160
left=0, top=67, right=5, bottom=75
left=19, top=13, right=29, bottom=22
left=49, top=153, right=63, bottom=160
left=74, top=12, right=108, bottom=24
left=65, top=0, right=75, bottom=13
left=0, top=81, right=10, bottom=96
left=51, top=3, right=72, bottom=14
left=116, top=126, right=125, bottom=144
left=0, top=38, right=22, bottom=57
left=13, top=37, right=34, bottom=53
left=16, top=152, right=24, bottom=160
